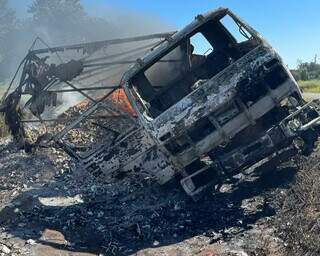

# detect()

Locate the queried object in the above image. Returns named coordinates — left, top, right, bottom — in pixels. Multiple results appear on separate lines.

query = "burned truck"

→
left=78, top=8, right=320, bottom=199
left=3, top=8, right=320, bottom=200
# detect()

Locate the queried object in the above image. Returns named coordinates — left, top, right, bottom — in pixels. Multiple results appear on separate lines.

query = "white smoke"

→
left=6, top=1, right=176, bottom=121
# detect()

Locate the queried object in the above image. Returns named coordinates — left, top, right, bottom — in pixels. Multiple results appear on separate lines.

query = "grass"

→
left=298, top=79, right=320, bottom=93
left=276, top=154, right=320, bottom=256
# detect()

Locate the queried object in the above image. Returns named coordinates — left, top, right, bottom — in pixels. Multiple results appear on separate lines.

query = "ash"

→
left=0, top=122, right=303, bottom=255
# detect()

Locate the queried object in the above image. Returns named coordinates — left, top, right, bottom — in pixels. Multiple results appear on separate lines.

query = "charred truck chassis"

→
left=81, top=8, right=320, bottom=200
left=3, top=8, right=320, bottom=201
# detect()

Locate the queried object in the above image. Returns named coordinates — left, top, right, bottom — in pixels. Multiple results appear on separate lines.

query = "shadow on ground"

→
left=0, top=154, right=298, bottom=255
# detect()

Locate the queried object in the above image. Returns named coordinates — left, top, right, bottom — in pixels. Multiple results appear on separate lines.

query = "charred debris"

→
left=1, top=7, right=320, bottom=200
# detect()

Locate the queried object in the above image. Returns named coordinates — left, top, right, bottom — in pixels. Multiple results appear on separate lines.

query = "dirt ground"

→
left=1, top=132, right=312, bottom=256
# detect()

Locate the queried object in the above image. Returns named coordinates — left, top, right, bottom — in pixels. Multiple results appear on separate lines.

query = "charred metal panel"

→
left=171, top=79, right=296, bottom=167
left=124, top=146, right=177, bottom=184
left=81, top=128, right=156, bottom=176
left=181, top=100, right=320, bottom=200
left=80, top=127, right=177, bottom=183
left=150, top=46, right=283, bottom=140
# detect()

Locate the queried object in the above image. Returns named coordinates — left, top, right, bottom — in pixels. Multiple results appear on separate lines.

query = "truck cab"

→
left=120, top=8, right=320, bottom=199
left=80, top=8, right=320, bottom=200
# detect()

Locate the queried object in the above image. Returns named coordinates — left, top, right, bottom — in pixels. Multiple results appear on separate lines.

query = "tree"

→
left=0, top=0, right=17, bottom=80
left=290, top=69, right=301, bottom=81
left=28, top=0, right=89, bottom=44
left=0, top=0, right=16, bottom=45
left=300, top=69, right=308, bottom=81
left=296, top=59, right=320, bottom=81
left=29, top=0, right=84, bottom=20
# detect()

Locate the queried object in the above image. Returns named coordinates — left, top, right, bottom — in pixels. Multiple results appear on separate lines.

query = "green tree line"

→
left=291, top=60, right=320, bottom=81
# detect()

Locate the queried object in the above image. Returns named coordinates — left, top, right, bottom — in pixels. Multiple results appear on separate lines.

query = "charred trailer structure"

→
left=82, top=7, right=320, bottom=200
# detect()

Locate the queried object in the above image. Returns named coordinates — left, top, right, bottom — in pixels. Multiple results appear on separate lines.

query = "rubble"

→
left=0, top=244, right=11, bottom=254
left=0, top=107, right=319, bottom=255
left=26, top=239, right=36, bottom=246
left=0, top=6, right=319, bottom=256
left=0, top=132, right=302, bottom=255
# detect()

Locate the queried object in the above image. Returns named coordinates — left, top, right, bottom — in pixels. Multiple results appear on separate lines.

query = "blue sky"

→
left=11, top=0, right=320, bottom=68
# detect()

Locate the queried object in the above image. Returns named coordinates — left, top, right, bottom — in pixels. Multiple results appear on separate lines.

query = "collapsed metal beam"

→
left=24, top=86, right=118, bottom=94
left=82, top=59, right=182, bottom=68
left=83, top=60, right=136, bottom=68
left=30, top=32, right=176, bottom=55
left=83, top=41, right=157, bottom=64
left=48, top=85, right=160, bottom=93
left=64, top=81, right=97, bottom=103
left=51, top=86, right=122, bottom=141
left=53, top=103, right=102, bottom=141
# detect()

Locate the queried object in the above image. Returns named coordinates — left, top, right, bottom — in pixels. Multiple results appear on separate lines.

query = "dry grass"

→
left=298, top=80, right=320, bottom=93
left=276, top=155, right=320, bottom=256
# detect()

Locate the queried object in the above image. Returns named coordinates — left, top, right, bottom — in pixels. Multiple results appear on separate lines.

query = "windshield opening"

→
left=131, top=14, right=260, bottom=118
